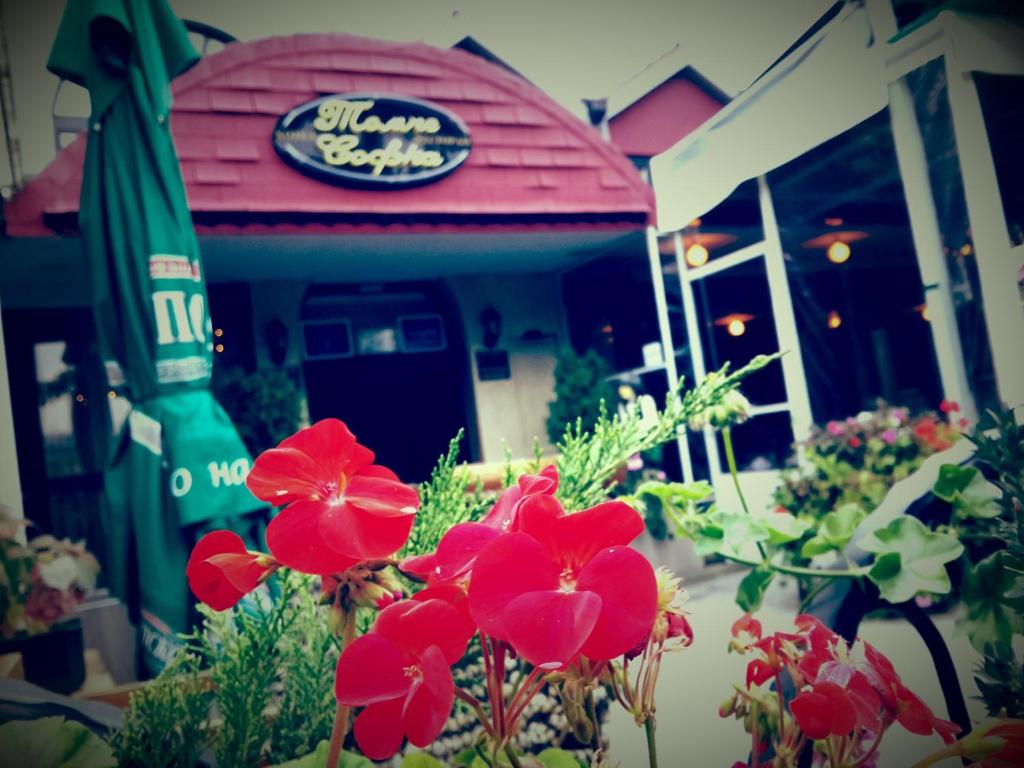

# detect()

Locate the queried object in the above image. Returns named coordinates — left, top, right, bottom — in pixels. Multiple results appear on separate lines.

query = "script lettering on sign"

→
left=273, top=93, right=472, bottom=188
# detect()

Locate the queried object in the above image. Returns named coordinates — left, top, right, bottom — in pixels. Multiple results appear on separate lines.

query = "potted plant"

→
left=0, top=505, right=100, bottom=694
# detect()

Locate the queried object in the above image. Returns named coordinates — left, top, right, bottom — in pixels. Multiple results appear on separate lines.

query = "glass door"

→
left=671, top=178, right=813, bottom=513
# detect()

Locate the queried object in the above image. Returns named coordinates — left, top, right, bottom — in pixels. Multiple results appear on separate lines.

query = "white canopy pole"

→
left=0, top=301, right=24, bottom=522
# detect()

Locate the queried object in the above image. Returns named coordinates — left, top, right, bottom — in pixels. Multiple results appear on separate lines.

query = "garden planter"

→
left=0, top=619, right=86, bottom=695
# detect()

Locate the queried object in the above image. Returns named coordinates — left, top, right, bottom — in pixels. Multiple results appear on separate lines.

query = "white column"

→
left=757, top=176, right=814, bottom=441
left=0, top=302, right=24, bottom=521
left=944, top=51, right=1024, bottom=409
left=672, top=230, right=719, bottom=482
left=644, top=226, right=693, bottom=483
left=887, top=77, right=977, bottom=418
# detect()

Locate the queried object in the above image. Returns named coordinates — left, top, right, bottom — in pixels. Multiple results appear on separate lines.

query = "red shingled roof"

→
left=6, top=33, right=654, bottom=237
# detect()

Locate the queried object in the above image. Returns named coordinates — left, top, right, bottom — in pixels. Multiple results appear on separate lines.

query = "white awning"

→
left=650, top=3, right=887, bottom=232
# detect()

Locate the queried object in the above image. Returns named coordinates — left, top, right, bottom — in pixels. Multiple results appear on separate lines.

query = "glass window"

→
left=715, top=411, right=796, bottom=471
left=561, top=244, right=662, bottom=373
left=677, top=179, right=765, bottom=270
left=975, top=73, right=1024, bottom=247
left=905, top=60, right=998, bottom=411
left=691, top=256, right=787, bottom=406
left=768, top=109, right=943, bottom=421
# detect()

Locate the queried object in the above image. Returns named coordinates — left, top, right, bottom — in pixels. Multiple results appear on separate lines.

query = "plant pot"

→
left=0, top=619, right=86, bottom=695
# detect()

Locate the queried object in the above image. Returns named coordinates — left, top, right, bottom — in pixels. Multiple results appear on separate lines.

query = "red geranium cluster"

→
left=186, top=420, right=665, bottom=762
left=723, top=614, right=959, bottom=768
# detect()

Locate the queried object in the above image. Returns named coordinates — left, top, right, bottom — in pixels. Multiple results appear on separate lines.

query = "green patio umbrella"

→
left=47, top=0, right=262, bottom=673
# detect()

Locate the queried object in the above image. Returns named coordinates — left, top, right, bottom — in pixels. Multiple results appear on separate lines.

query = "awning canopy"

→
left=650, top=3, right=886, bottom=232
left=649, top=4, right=1024, bottom=233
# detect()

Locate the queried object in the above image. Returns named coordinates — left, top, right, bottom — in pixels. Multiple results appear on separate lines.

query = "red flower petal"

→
left=412, top=583, right=475, bottom=635
left=187, top=531, right=252, bottom=611
left=731, top=614, right=762, bottom=641
left=402, top=645, right=455, bottom=748
left=481, top=465, right=559, bottom=532
left=335, top=634, right=412, bottom=706
left=502, top=589, right=601, bottom=668
left=374, top=599, right=471, bottom=665
left=576, top=546, right=658, bottom=661
left=265, top=500, right=361, bottom=574
left=432, top=522, right=501, bottom=582
left=518, top=497, right=644, bottom=573
left=815, top=681, right=857, bottom=736
left=747, top=659, right=775, bottom=688
left=399, top=552, right=438, bottom=581
left=204, top=551, right=270, bottom=594
left=359, top=463, right=400, bottom=481
left=468, top=533, right=559, bottom=640
left=344, top=475, right=420, bottom=517
left=246, top=419, right=360, bottom=504
left=319, top=500, right=416, bottom=560
left=353, top=698, right=405, bottom=760
left=792, top=691, right=831, bottom=739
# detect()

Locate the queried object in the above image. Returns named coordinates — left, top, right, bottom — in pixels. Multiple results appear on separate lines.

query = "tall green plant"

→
left=213, top=366, right=302, bottom=456
left=546, top=349, right=615, bottom=445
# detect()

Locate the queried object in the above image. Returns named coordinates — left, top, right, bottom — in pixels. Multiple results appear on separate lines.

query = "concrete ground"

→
left=605, top=570, right=985, bottom=768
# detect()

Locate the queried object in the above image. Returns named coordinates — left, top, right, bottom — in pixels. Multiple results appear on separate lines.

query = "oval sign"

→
left=273, top=93, right=472, bottom=189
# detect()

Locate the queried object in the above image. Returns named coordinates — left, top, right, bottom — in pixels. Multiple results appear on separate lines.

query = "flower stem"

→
left=326, top=611, right=357, bottom=768
left=503, top=744, right=525, bottom=768
left=644, top=717, right=659, bottom=768
left=722, top=426, right=768, bottom=559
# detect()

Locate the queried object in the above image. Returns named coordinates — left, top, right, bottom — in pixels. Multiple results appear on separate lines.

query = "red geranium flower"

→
left=730, top=613, right=762, bottom=653
left=400, top=466, right=558, bottom=583
left=335, top=598, right=473, bottom=759
left=864, top=641, right=959, bottom=743
left=468, top=495, right=657, bottom=669
left=791, top=681, right=857, bottom=740
left=246, top=419, right=420, bottom=574
left=186, top=530, right=277, bottom=611
left=940, top=399, right=960, bottom=414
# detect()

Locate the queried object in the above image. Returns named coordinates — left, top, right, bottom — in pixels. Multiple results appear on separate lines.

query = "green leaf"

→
left=801, top=504, right=866, bottom=558
left=268, top=741, right=373, bottom=768
left=861, top=517, right=964, bottom=604
left=537, top=747, right=584, bottom=768
left=959, top=549, right=1024, bottom=652
left=637, top=480, right=714, bottom=505
left=759, top=510, right=812, bottom=545
left=933, top=465, right=1001, bottom=519
left=0, top=716, right=115, bottom=768
left=402, top=754, right=445, bottom=768
left=736, top=566, right=775, bottom=612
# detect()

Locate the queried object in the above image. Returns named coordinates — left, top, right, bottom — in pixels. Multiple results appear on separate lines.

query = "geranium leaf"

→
left=802, top=504, right=865, bottom=558
left=861, top=517, right=964, bottom=604
left=959, top=550, right=1024, bottom=652
left=267, top=741, right=373, bottom=768
left=637, top=480, right=714, bottom=505
left=736, top=566, right=775, bottom=613
left=933, top=465, right=1001, bottom=519
left=760, top=510, right=812, bottom=545
left=0, top=716, right=114, bottom=768
left=402, top=754, right=445, bottom=768
left=933, top=464, right=977, bottom=500
left=537, top=748, right=584, bottom=767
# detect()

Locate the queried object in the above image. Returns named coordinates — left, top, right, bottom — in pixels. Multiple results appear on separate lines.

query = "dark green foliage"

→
left=545, top=349, right=615, bottom=445
left=974, top=643, right=1024, bottom=718
left=213, top=366, right=302, bottom=456
left=109, top=654, right=211, bottom=768
left=268, top=581, right=340, bottom=764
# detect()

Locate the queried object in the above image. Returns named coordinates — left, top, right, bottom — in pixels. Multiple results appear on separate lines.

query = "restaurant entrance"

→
left=300, top=282, right=474, bottom=483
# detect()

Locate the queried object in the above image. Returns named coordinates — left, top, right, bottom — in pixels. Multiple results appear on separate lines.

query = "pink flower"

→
left=881, top=429, right=897, bottom=444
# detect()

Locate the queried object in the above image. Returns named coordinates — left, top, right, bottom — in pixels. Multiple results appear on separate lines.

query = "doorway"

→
left=300, top=282, right=476, bottom=483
